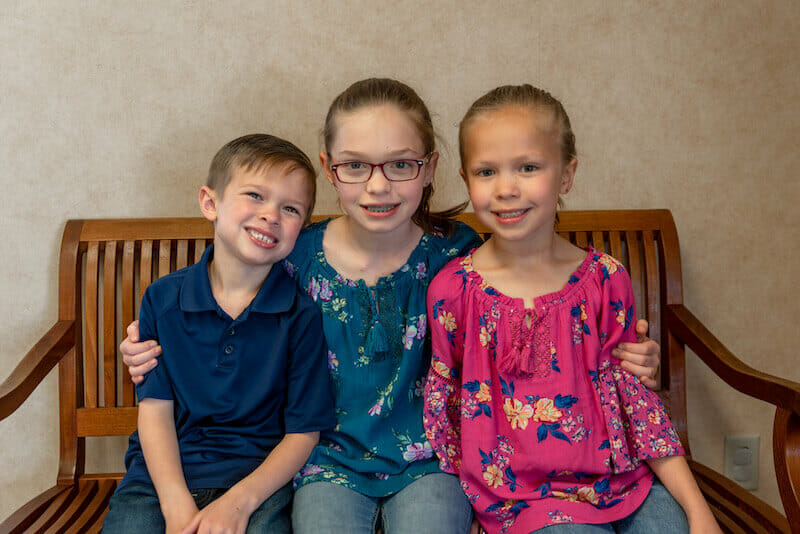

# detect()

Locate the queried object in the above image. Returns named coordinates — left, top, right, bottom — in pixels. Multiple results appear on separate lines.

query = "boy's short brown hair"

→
left=208, top=134, right=317, bottom=222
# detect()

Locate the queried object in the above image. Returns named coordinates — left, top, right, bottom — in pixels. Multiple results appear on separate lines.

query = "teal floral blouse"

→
left=284, top=218, right=482, bottom=497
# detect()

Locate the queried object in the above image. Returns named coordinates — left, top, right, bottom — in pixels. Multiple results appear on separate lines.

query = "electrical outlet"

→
left=724, top=434, right=759, bottom=490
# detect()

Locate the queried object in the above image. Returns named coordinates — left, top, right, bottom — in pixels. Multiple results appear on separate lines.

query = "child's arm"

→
left=647, top=456, right=721, bottom=533
left=138, top=398, right=199, bottom=534
left=423, top=271, right=467, bottom=475
left=179, top=431, right=319, bottom=534
left=613, top=318, right=661, bottom=388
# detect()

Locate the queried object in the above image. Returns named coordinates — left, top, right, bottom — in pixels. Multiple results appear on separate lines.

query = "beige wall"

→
left=1, top=0, right=798, bottom=519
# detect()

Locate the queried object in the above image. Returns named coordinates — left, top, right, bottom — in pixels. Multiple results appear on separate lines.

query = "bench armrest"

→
left=0, top=320, right=75, bottom=421
left=665, top=303, right=800, bottom=526
left=664, top=304, right=800, bottom=413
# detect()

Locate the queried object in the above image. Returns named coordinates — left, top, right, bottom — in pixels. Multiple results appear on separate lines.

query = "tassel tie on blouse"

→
left=364, top=286, right=388, bottom=356
left=497, top=310, right=540, bottom=377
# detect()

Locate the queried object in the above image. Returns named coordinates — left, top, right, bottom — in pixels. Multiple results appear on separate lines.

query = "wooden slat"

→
left=194, top=238, right=207, bottom=264
left=176, top=239, right=189, bottom=270
left=609, top=231, right=623, bottom=263
left=85, top=505, right=111, bottom=534
left=65, top=479, right=116, bottom=533
left=574, top=231, right=588, bottom=248
left=641, top=230, right=660, bottom=348
left=121, top=240, right=135, bottom=407
left=102, top=242, right=117, bottom=407
left=691, top=460, right=789, bottom=533
left=591, top=231, right=605, bottom=253
left=84, top=242, right=99, bottom=408
left=626, top=231, right=644, bottom=328
left=0, top=485, right=74, bottom=533
left=77, top=406, right=138, bottom=436
left=23, top=486, right=77, bottom=532
left=158, top=240, right=171, bottom=279
left=557, top=231, right=569, bottom=240
left=79, top=217, right=213, bottom=241
left=140, top=239, right=153, bottom=301
left=46, top=480, right=98, bottom=532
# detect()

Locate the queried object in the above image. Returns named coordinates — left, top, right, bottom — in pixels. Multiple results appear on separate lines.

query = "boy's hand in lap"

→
left=163, top=493, right=199, bottom=534
left=179, top=486, right=255, bottom=534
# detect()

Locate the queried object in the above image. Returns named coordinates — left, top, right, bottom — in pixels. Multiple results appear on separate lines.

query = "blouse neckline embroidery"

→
left=312, top=218, right=432, bottom=288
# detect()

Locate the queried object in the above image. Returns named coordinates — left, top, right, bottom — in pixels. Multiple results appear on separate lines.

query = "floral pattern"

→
left=423, top=248, right=685, bottom=533
left=287, top=219, right=483, bottom=496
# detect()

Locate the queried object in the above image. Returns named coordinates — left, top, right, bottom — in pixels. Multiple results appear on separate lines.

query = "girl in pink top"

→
left=423, top=85, right=720, bottom=534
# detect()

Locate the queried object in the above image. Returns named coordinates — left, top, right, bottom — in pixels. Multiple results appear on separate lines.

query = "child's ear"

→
left=459, top=168, right=470, bottom=190
left=422, top=151, right=439, bottom=187
left=560, top=157, right=578, bottom=194
left=198, top=186, right=219, bottom=222
left=319, top=151, right=337, bottom=188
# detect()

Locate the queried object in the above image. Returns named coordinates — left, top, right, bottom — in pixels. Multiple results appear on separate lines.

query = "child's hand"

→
left=688, top=510, right=722, bottom=534
left=120, top=320, right=162, bottom=384
left=469, top=518, right=486, bottom=534
left=163, top=495, right=199, bottom=534
left=612, top=319, right=660, bottom=388
left=178, top=488, right=255, bottom=534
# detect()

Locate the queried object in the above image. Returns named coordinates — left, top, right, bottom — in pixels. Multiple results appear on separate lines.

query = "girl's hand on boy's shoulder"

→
left=120, top=320, right=162, bottom=384
left=612, top=319, right=660, bottom=389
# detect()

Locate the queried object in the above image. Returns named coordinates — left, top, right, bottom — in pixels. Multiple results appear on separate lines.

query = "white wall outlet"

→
left=724, top=434, right=759, bottom=490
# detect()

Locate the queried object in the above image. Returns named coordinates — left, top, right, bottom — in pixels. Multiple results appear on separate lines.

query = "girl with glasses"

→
left=120, top=78, right=662, bottom=533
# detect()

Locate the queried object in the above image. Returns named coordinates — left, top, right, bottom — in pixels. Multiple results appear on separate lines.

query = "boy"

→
left=103, top=134, right=334, bottom=534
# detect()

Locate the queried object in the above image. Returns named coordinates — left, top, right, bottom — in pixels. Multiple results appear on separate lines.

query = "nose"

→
left=260, top=203, right=280, bottom=225
left=364, top=165, right=392, bottom=194
left=494, top=171, right=520, bottom=199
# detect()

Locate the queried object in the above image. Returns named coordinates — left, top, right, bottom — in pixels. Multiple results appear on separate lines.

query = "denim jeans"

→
left=292, top=473, right=473, bottom=534
left=536, top=480, right=689, bottom=533
left=102, top=482, right=292, bottom=533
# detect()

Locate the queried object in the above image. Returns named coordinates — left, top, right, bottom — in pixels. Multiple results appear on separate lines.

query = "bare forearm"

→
left=138, top=400, right=193, bottom=508
left=221, top=432, right=320, bottom=515
left=647, top=456, right=720, bottom=531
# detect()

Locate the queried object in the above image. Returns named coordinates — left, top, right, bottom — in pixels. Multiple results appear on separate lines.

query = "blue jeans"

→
left=536, top=480, right=688, bottom=533
left=102, top=483, right=292, bottom=533
left=292, top=473, right=473, bottom=534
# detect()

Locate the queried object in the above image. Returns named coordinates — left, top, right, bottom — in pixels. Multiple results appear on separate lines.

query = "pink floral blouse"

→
left=423, top=248, right=684, bottom=533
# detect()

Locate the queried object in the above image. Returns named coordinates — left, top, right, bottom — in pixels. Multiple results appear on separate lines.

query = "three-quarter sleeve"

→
left=423, top=268, right=465, bottom=474
left=594, top=256, right=684, bottom=473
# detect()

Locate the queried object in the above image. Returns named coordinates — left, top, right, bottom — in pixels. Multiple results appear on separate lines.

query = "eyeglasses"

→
left=329, top=154, right=430, bottom=184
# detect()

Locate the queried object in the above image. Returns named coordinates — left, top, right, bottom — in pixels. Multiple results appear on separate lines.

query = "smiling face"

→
left=200, top=163, right=312, bottom=272
left=321, top=104, right=436, bottom=237
left=460, top=106, right=576, bottom=247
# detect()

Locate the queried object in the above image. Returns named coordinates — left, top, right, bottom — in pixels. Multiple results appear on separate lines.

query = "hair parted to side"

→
left=458, top=84, right=577, bottom=218
left=207, top=133, right=317, bottom=223
left=322, top=78, right=466, bottom=236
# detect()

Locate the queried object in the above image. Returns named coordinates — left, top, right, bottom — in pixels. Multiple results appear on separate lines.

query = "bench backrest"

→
left=54, top=209, right=685, bottom=483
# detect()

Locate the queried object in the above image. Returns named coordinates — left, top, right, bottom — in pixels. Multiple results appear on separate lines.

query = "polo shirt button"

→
left=224, top=345, right=234, bottom=355
left=228, top=328, right=236, bottom=336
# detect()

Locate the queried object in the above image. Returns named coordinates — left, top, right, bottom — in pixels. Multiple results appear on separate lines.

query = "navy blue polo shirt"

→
left=118, top=245, right=335, bottom=491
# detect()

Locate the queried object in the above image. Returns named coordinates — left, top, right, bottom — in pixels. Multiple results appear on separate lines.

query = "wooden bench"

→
left=1, top=210, right=798, bottom=533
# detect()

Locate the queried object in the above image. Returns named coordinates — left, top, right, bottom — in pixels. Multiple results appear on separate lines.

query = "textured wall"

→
left=1, top=0, right=798, bottom=518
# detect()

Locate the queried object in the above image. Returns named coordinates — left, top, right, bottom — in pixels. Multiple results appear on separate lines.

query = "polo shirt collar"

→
left=179, top=245, right=294, bottom=315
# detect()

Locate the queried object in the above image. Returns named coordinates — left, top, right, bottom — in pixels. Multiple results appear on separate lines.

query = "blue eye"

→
left=347, top=162, right=366, bottom=170
left=247, top=192, right=262, bottom=200
left=476, top=169, right=494, bottom=178
left=520, top=164, right=538, bottom=173
left=283, top=206, right=300, bottom=215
